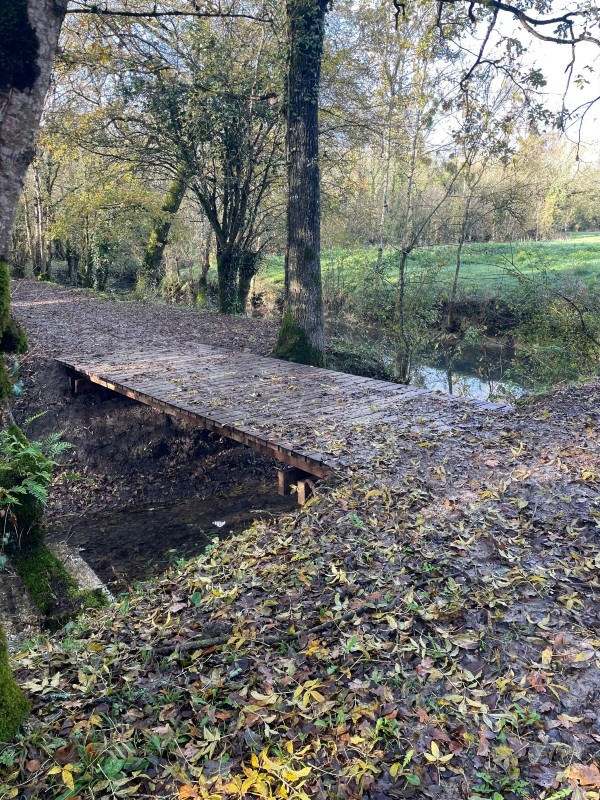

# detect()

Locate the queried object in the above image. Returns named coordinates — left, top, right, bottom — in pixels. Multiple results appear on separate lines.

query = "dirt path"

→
left=11, top=280, right=277, bottom=360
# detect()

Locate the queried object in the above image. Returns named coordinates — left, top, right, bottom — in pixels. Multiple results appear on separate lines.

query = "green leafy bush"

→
left=0, top=423, right=71, bottom=554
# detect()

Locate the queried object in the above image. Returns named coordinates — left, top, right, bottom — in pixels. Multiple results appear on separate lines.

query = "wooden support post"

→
left=296, top=478, right=315, bottom=505
left=70, top=376, right=95, bottom=396
left=278, top=467, right=317, bottom=504
left=278, top=466, right=303, bottom=496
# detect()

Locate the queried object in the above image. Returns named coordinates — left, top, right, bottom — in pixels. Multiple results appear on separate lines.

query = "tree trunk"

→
left=0, top=0, right=67, bottom=262
left=32, top=161, right=51, bottom=277
left=216, top=246, right=239, bottom=314
left=66, top=240, right=79, bottom=286
left=22, top=190, right=35, bottom=273
left=199, top=220, right=212, bottom=292
left=446, top=231, right=466, bottom=332
left=237, top=251, right=259, bottom=313
left=275, top=0, right=328, bottom=367
left=138, top=169, right=187, bottom=292
left=394, top=249, right=411, bottom=383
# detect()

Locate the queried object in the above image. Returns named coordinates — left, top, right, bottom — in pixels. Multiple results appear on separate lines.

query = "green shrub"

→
left=0, top=624, right=29, bottom=743
left=0, top=424, right=71, bottom=554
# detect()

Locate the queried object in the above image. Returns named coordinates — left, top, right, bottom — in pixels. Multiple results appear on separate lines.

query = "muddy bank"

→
left=13, top=356, right=288, bottom=517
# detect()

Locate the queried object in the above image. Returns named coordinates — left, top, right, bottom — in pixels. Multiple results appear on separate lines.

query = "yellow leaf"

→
left=541, top=647, right=553, bottom=665
left=48, top=766, right=62, bottom=775
left=62, top=768, right=75, bottom=790
left=390, top=762, right=401, bottom=778
left=293, top=766, right=311, bottom=779
left=251, top=753, right=259, bottom=768
left=285, top=740, right=294, bottom=755
left=430, top=741, right=440, bottom=759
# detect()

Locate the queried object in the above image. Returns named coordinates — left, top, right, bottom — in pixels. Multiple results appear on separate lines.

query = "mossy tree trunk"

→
left=216, top=246, right=240, bottom=314
left=275, top=0, right=328, bottom=367
left=237, top=251, right=260, bottom=313
left=0, top=625, right=29, bottom=743
left=199, top=223, right=212, bottom=292
left=137, top=168, right=188, bottom=292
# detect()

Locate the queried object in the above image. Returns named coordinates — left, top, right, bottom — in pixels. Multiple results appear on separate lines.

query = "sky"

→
left=503, top=18, right=600, bottom=152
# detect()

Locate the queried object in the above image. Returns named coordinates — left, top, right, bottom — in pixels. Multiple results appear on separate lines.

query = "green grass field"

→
left=260, top=232, right=600, bottom=296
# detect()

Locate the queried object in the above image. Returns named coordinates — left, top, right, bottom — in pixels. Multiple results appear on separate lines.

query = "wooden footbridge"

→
left=58, top=343, right=507, bottom=502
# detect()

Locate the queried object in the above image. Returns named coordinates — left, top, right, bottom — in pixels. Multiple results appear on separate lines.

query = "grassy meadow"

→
left=259, top=232, right=600, bottom=297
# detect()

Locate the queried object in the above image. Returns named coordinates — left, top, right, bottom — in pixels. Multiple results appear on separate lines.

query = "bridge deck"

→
left=57, top=344, right=507, bottom=481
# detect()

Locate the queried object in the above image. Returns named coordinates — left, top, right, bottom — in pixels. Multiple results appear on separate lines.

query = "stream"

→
left=413, top=342, right=527, bottom=401
left=330, top=322, right=526, bottom=401
left=46, top=487, right=296, bottom=593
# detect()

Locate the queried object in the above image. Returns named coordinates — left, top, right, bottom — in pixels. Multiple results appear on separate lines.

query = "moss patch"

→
left=12, top=545, right=107, bottom=629
left=0, top=262, right=26, bottom=399
left=274, top=311, right=324, bottom=367
left=0, top=625, right=29, bottom=743
left=1, top=318, right=28, bottom=354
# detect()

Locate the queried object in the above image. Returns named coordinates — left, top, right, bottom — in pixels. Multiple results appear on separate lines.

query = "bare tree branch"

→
left=437, top=0, right=600, bottom=47
left=67, top=3, right=269, bottom=22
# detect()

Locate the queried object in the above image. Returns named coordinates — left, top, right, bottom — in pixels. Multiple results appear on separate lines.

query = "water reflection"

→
left=415, top=342, right=526, bottom=401
left=412, top=363, right=525, bottom=401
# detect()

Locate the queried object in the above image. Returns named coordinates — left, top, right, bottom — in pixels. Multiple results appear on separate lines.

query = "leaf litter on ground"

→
left=2, top=283, right=600, bottom=800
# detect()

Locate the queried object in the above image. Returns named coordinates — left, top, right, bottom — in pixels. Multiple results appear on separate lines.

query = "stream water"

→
left=331, top=322, right=526, bottom=401
left=46, top=487, right=296, bottom=593
left=412, top=342, right=526, bottom=401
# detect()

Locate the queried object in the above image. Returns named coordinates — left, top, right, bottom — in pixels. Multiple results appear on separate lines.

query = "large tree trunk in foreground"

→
left=0, top=0, right=66, bottom=402
left=0, top=0, right=64, bottom=734
left=137, top=169, right=188, bottom=292
left=275, top=0, right=328, bottom=367
left=0, top=0, right=67, bottom=262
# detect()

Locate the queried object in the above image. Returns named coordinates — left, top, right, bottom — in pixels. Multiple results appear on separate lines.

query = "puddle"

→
left=46, top=485, right=296, bottom=592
